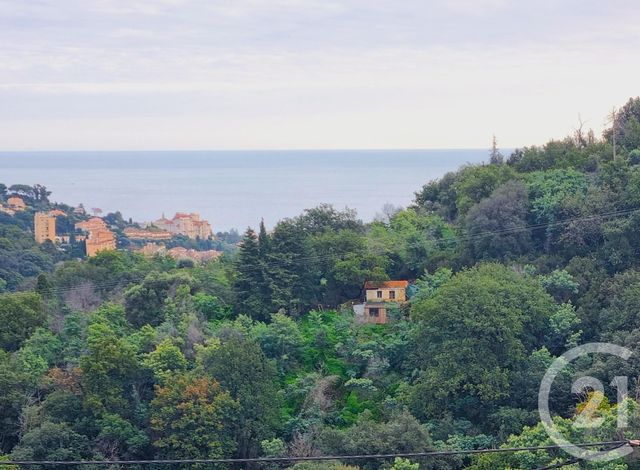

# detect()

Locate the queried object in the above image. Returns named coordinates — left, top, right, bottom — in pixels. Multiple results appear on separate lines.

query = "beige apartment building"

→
left=34, top=212, right=56, bottom=244
left=153, top=212, right=213, bottom=239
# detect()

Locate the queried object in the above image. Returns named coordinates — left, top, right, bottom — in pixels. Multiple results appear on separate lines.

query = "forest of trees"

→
left=2, top=98, right=640, bottom=469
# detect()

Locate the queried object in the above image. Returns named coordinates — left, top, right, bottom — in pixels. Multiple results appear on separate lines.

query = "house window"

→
left=369, top=308, right=379, bottom=317
left=376, top=290, right=383, bottom=299
left=389, top=290, right=396, bottom=299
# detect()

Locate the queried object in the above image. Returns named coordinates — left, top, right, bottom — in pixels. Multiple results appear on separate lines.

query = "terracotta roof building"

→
left=153, top=212, right=213, bottom=239
left=75, top=218, right=116, bottom=257
left=361, top=280, right=409, bottom=324
left=124, top=227, right=173, bottom=241
left=7, top=197, right=26, bottom=211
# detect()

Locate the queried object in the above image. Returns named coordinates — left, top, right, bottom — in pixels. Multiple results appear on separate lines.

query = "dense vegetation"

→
left=2, top=98, right=640, bottom=468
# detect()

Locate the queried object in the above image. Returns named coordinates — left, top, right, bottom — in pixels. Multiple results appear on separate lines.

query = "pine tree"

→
left=258, top=219, right=270, bottom=256
left=489, top=134, right=504, bottom=164
left=266, top=222, right=303, bottom=315
left=234, top=228, right=272, bottom=320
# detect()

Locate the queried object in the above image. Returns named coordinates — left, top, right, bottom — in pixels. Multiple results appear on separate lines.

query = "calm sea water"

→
left=0, top=150, right=488, bottom=231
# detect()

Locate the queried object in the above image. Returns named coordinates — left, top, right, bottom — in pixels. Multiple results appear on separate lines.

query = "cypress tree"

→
left=234, top=228, right=272, bottom=320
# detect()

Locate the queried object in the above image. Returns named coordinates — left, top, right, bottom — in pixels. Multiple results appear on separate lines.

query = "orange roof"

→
left=364, top=280, right=409, bottom=289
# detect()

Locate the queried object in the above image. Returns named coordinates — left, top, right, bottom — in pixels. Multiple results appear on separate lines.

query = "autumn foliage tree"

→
left=150, top=374, right=238, bottom=460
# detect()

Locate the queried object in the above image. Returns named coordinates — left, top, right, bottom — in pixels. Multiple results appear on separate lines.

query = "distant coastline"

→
left=0, top=149, right=490, bottom=230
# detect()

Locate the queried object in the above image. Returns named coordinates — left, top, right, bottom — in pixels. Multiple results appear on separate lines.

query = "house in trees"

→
left=7, top=196, right=26, bottom=211
left=361, top=280, right=409, bottom=324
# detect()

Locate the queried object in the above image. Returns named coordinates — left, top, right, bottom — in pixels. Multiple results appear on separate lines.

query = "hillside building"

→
left=7, top=197, right=26, bottom=211
left=136, top=242, right=221, bottom=263
left=124, top=227, right=173, bottom=241
left=75, top=217, right=116, bottom=256
left=0, top=203, right=15, bottom=216
left=361, top=280, right=409, bottom=324
left=34, top=212, right=56, bottom=244
left=153, top=212, right=213, bottom=239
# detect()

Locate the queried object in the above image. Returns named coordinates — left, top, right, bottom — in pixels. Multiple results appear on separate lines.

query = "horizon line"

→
left=0, top=147, right=505, bottom=153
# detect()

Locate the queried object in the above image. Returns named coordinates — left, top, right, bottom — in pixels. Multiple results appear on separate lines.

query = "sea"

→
left=0, top=150, right=489, bottom=231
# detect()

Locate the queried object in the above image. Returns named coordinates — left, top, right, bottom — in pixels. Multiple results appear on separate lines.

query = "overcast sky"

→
left=1, top=0, right=639, bottom=150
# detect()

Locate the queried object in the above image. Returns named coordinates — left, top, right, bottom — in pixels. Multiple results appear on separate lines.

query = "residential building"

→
left=75, top=217, right=116, bottom=256
left=136, top=243, right=222, bottom=263
left=7, top=196, right=26, bottom=211
left=0, top=203, right=15, bottom=216
left=124, top=227, right=173, bottom=241
left=361, top=280, right=409, bottom=324
left=76, top=217, right=108, bottom=233
left=153, top=212, right=213, bottom=239
left=34, top=212, right=56, bottom=244
left=85, top=229, right=116, bottom=257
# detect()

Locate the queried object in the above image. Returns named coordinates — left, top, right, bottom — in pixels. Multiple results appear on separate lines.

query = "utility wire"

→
left=0, top=440, right=633, bottom=466
left=533, top=440, right=629, bottom=469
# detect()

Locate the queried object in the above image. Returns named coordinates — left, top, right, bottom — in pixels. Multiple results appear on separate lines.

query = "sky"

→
left=1, top=0, right=639, bottom=150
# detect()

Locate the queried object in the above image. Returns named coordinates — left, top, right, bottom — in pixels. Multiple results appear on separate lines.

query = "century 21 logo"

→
left=538, top=343, right=634, bottom=462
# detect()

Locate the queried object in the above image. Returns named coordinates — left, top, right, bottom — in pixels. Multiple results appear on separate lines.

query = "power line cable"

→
left=533, top=440, right=629, bottom=469
left=0, top=440, right=632, bottom=466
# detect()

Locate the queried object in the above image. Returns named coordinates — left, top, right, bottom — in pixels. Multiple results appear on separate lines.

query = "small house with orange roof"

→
left=361, top=280, right=409, bottom=324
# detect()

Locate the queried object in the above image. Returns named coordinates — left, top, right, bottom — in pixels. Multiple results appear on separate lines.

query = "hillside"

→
left=1, top=97, right=640, bottom=469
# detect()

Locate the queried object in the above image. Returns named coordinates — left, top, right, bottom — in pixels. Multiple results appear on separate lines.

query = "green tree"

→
left=266, top=220, right=310, bottom=314
left=10, top=422, right=93, bottom=468
left=489, top=134, right=504, bottom=165
left=390, top=458, right=419, bottom=470
left=469, top=399, right=638, bottom=469
left=525, top=169, right=588, bottom=248
left=193, top=293, right=231, bottom=321
left=0, top=292, right=45, bottom=351
left=234, top=228, right=272, bottom=321
left=150, top=374, right=238, bottom=460
left=253, top=312, right=304, bottom=372
left=605, top=97, right=640, bottom=151
left=464, top=180, right=532, bottom=260
left=94, top=413, right=149, bottom=459
left=32, top=184, right=51, bottom=204
left=0, top=351, right=28, bottom=453
left=597, top=270, right=640, bottom=334
left=79, top=322, right=139, bottom=416
left=409, top=264, right=555, bottom=421
left=197, top=330, right=282, bottom=458
left=124, top=272, right=194, bottom=327
left=318, top=410, right=432, bottom=470
left=453, top=164, right=517, bottom=215
left=143, top=339, right=188, bottom=383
